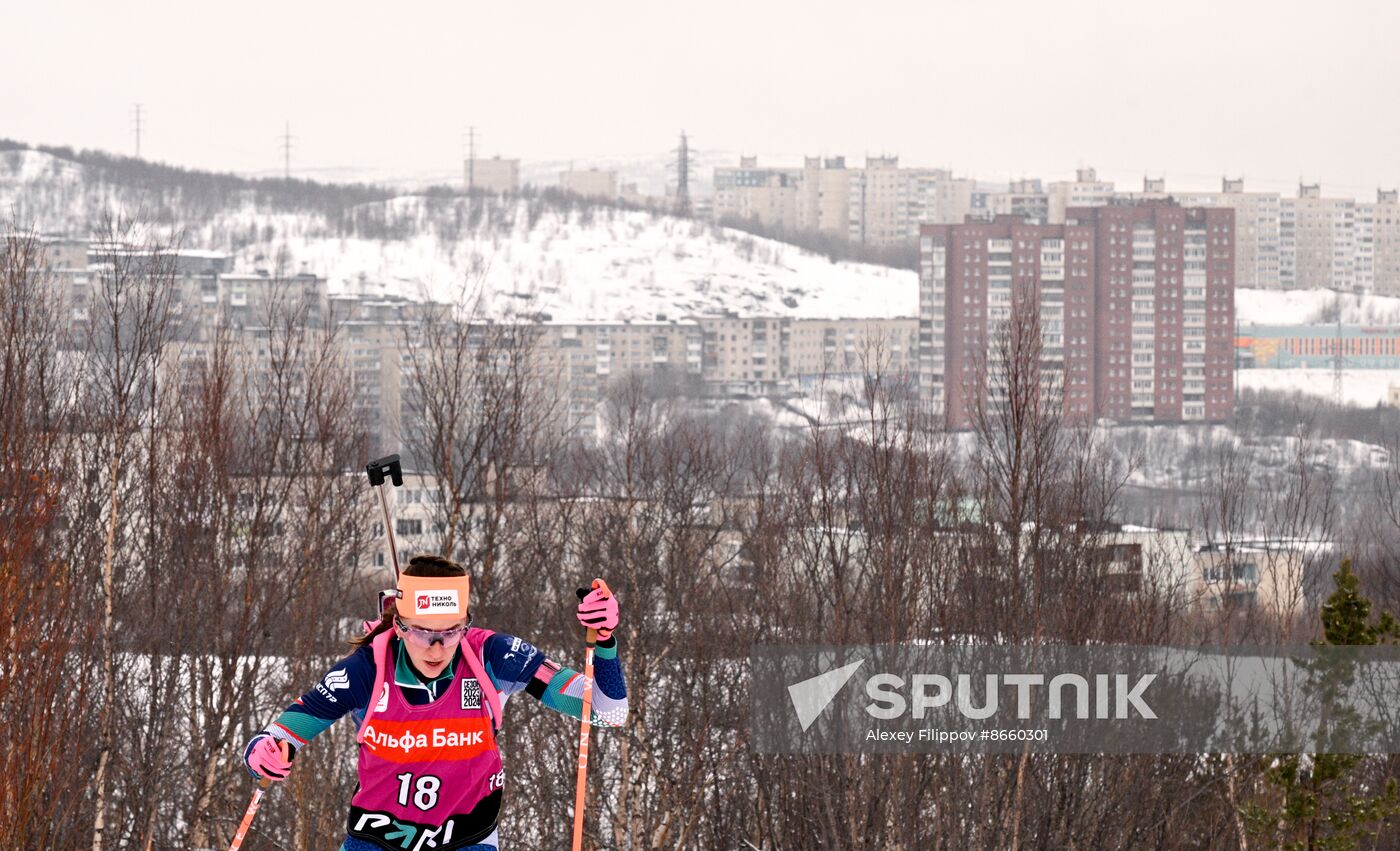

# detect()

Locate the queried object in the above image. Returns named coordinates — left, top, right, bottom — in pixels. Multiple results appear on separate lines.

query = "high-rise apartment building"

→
left=847, top=156, right=955, bottom=247
left=1170, top=179, right=1281, bottom=290
left=712, top=157, right=802, bottom=231
left=1280, top=183, right=1356, bottom=290
left=1047, top=167, right=1116, bottom=224
left=796, top=156, right=856, bottom=238
left=919, top=201, right=1235, bottom=427
left=988, top=179, right=1050, bottom=225
left=713, top=156, right=972, bottom=246
left=1358, top=189, right=1400, bottom=295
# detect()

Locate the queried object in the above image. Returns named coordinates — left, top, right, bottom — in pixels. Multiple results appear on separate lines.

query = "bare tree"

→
left=0, top=230, right=94, bottom=846
left=83, top=217, right=181, bottom=851
left=399, top=296, right=562, bottom=598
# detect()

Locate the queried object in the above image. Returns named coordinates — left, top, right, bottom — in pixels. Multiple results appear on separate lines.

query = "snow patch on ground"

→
left=1238, top=368, right=1400, bottom=407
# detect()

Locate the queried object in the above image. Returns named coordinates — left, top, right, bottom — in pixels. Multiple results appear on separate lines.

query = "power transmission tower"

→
left=279, top=121, right=295, bottom=180
left=1332, top=287, right=1344, bottom=405
left=1234, top=316, right=1241, bottom=402
left=131, top=104, right=143, bottom=158
left=673, top=130, right=693, bottom=217
left=465, top=126, right=477, bottom=192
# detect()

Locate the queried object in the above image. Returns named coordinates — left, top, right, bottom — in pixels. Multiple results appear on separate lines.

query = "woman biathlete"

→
left=242, top=554, right=627, bottom=850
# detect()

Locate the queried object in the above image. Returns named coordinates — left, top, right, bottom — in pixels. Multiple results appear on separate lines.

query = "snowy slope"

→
left=1236, top=288, right=1400, bottom=326
left=0, top=148, right=916, bottom=322
left=266, top=208, right=916, bottom=321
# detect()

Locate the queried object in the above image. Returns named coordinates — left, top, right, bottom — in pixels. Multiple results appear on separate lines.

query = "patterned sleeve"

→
left=263, top=643, right=377, bottom=750
left=484, top=633, right=628, bottom=728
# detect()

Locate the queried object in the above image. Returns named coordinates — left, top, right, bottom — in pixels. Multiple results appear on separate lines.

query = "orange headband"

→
left=395, top=572, right=471, bottom=625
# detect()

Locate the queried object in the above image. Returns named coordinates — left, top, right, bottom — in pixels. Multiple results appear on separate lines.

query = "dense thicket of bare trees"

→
left=2, top=228, right=1397, bottom=849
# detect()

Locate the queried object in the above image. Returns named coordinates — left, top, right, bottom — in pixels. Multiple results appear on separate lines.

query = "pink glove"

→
left=243, top=733, right=293, bottom=782
left=576, top=583, right=619, bottom=640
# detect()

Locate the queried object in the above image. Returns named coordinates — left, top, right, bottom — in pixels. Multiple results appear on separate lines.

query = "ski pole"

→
left=228, top=742, right=289, bottom=851
left=571, top=578, right=611, bottom=851
left=227, top=778, right=271, bottom=851
left=365, top=453, right=404, bottom=585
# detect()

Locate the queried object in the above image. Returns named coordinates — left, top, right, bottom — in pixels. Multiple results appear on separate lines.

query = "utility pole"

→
left=279, top=121, right=294, bottom=180
left=131, top=104, right=143, bottom=158
left=673, top=130, right=692, bottom=217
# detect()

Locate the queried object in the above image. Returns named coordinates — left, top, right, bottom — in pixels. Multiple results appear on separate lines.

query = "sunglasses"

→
left=393, top=614, right=469, bottom=648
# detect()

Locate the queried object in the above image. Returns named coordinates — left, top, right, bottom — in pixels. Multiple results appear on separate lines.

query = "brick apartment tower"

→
left=919, top=201, right=1235, bottom=427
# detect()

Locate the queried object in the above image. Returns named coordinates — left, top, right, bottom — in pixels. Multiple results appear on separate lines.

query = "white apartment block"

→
left=712, top=157, right=802, bottom=231
left=535, top=321, right=704, bottom=437
left=1373, top=190, right=1400, bottom=296
left=797, top=156, right=856, bottom=237
left=936, top=178, right=979, bottom=226
left=712, top=155, right=972, bottom=247
left=1170, top=179, right=1282, bottom=290
left=795, top=155, right=856, bottom=236
left=696, top=315, right=917, bottom=396
left=848, top=156, right=955, bottom=247
left=787, top=317, right=918, bottom=388
left=988, top=179, right=1050, bottom=225
left=1280, top=184, right=1356, bottom=291
left=1047, top=167, right=1116, bottom=224
left=1357, top=200, right=1376, bottom=292
left=1357, top=190, right=1400, bottom=295
left=559, top=168, right=620, bottom=201
left=465, top=157, right=520, bottom=194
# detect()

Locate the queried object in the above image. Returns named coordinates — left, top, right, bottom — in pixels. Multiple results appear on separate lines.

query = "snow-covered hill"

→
left=270, top=207, right=915, bottom=321
left=15, top=144, right=1400, bottom=327
left=0, top=147, right=915, bottom=322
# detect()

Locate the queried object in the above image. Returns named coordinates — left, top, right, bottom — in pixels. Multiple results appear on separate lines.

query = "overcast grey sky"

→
left=6, top=0, right=1397, bottom=195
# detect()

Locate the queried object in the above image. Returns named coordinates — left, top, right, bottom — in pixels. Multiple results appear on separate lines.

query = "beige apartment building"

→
left=797, top=156, right=856, bottom=238
left=695, top=314, right=917, bottom=394
left=1168, top=178, right=1282, bottom=290
left=33, top=236, right=90, bottom=270
left=1193, top=543, right=1314, bottom=618
left=787, top=317, right=917, bottom=383
left=533, top=320, right=705, bottom=436
left=559, top=168, right=620, bottom=201
left=712, top=157, right=801, bottom=230
left=1047, top=167, right=1116, bottom=224
left=847, top=157, right=962, bottom=248
left=712, top=156, right=802, bottom=231
left=988, top=179, right=1050, bottom=224
left=1281, top=183, right=1356, bottom=290
left=1358, top=189, right=1400, bottom=295
left=713, top=155, right=974, bottom=247
left=464, top=156, right=520, bottom=194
